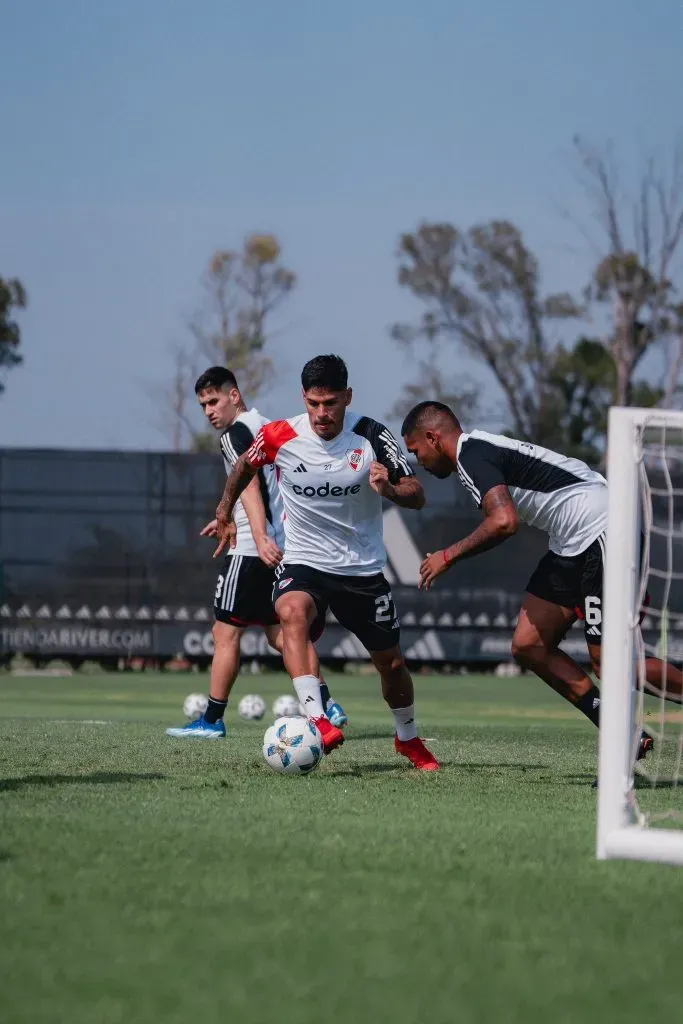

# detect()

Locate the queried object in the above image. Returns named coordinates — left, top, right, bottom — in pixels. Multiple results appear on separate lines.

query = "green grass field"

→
left=2, top=670, right=683, bottom=1024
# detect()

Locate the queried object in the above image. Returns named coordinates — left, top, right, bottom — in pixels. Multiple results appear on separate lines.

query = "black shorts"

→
left=526, top=535, right=606, bottom=644
left=273, top=562, right=400, bottom=653
left=214, top=555, right=278, bottom=628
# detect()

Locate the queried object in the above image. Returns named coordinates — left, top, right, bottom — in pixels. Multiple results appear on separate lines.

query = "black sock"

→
left=319, top=681, right=331, bottom=709
left=204, top=697, right=227, bottom=724
left=575, top=686, right=601, bottom=727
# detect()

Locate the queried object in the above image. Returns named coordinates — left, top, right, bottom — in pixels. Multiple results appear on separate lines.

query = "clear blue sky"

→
left=1, top=0, right=681, bottom=449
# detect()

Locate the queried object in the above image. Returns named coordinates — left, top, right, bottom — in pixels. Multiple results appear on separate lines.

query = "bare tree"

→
left=161, top=234, right=296, bottom=450
left=574, top=137, right=683, bottom=408
left=391, top=220, right=581, bottom=441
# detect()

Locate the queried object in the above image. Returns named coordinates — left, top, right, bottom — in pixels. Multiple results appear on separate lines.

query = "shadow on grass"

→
left=0, top=850, right=13, bottom=862
left=324, top=762, right=409, bottom=778
left=324, top=761, right=456, bottom=778
left=344, top=731, right=395, bottom=741
left=562, top=773, right=683, bottom=790
left=633, top=775, right=682, bottom=791
left=456, top=762, right=551, bottom=772
left=0, top=771, right=165, bottom=792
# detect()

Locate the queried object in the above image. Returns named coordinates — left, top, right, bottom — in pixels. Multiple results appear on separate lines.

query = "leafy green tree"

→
left=544, top=338, right=660, bottom=466
left=0, top=277, right=26, bottom=394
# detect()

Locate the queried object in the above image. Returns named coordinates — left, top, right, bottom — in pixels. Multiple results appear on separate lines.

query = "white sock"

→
left=293, top=675, right=325, bottom=719
left=392, top=705, right=418, bottom=741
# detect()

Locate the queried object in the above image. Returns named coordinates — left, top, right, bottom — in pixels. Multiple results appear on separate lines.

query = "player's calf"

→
left=369, top=645, right=438, bottom=769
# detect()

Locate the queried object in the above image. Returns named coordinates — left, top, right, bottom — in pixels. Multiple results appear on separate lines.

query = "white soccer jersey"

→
left=245, top=411, right=413, bottom=576
left=219, top=408, right=284, bottom=557
left=457, top=429, right=607, bottom=558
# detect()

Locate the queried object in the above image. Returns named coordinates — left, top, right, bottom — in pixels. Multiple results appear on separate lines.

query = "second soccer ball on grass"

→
left=238, top=694, right=267, bottom=720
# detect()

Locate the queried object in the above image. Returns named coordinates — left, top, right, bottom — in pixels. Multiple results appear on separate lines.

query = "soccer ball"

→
left=272, top=694, right=303, bottom=719
left=238, top=693, right=266, bottom=721
left=183, top=693, right=209, bottom=720
left=263, top=717, right=324, bottom=775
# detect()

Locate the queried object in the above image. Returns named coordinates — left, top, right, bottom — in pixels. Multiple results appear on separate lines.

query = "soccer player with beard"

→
left=401, top=400, right=683, bottom=760
left=166, top=366, right=346, bottom=739
left=214, top=355, right=439, bottom=770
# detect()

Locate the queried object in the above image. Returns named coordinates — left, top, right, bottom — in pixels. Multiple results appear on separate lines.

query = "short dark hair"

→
left=301, top=354, right=348, bottom=392
left=194, top=366, right=239, bottom=394
left=401, top=401, right=460, bottom=436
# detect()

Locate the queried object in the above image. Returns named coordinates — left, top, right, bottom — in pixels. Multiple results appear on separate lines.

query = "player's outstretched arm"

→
left=419, top=485, right=518, bottom=589
left=214, top=453, right=258, bottom=558
left=368, top=461, right=425, bottom=509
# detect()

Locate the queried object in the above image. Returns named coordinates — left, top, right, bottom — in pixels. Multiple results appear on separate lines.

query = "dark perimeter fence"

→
left=4, top=446, right=678, bottom=666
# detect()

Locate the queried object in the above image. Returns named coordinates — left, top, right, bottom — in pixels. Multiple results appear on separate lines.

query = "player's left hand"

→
left=419, top=550, right=451, bottom=590
left=369, top=461, right=393, bottom=497
left=255, top=534, right=283, bottom=569
left=214, top=513, right=237, bottom=558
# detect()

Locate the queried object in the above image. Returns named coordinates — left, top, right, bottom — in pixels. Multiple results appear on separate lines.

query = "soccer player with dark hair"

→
left=167, top=366, right=346, bottom=739
left=214, top=355, right=439, bottom=770
left=401, top=400, right=683, bottom=754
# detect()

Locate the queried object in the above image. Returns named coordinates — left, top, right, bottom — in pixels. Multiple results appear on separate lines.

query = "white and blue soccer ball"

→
left=183, top=693, right=209, bottom=720
left=272, top=694, right=303, bottom=719
left=263, top=716, right=324, bottom=775
left=238, top=693, right=266, bottom=721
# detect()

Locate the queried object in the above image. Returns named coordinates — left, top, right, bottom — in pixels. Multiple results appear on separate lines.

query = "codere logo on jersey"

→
left=292, top=481, right=361, bottom=498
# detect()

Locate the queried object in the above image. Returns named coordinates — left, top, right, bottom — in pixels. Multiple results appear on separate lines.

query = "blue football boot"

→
left=166, top=716, right=226, bottom=739
left=326, top=701, right=348, bottom=729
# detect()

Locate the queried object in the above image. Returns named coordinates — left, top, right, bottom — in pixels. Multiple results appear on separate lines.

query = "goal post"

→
left=597, top=405, right=683, bottom=865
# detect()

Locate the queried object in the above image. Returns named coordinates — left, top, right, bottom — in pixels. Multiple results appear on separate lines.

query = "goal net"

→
left=598, top=406, right=683, bottom=864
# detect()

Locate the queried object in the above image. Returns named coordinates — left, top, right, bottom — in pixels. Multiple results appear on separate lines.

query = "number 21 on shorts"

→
left=375, top=593, right=399, bottom=628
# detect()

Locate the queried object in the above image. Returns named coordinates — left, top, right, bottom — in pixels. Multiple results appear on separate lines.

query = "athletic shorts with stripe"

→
left=525, top=534, right=606, bottom=644
left=273, top=562, right=400, bottom=652
left=525, top=533, right=652, bottom=645
left=214, top=555, right=279, bottom=628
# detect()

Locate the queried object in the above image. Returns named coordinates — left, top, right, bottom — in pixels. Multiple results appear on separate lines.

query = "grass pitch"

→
left=1, top=670, right=683, bottom=1024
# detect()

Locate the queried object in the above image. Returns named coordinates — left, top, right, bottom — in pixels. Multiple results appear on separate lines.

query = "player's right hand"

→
left=200, top=518, right=218, bottom=538
left=255, top=534, right=283, bottom=568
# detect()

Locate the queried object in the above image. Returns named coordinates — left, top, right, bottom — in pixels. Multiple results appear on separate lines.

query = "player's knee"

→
left=511, top=636, right=545, bottom=668
left=371, top=648, right=406, bottom=677
left=212, top=621, right=241, bottom=649
left=277, top=598, right=313, bottom=632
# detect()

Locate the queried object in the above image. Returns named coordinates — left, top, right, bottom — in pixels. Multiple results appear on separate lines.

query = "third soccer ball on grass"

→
left=238, top=694, right=266, bottom=720
left=272, top=694, right=303, bottom=718
left=183, top=693, right=208, bottom=720
left=263, top=717, right=324, bottom=775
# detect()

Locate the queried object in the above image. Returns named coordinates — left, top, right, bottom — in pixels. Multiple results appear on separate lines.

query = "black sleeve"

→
left=457, top=439, right=507, bottom=508
left=352, top=416, right=414, bottom=484
left=220, top=421, right=255, bottom=473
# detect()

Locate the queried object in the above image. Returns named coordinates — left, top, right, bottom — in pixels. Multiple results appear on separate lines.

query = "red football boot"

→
left=395, top=735, right=440, bottom=771
left=312, top=716, right=345, bottom=754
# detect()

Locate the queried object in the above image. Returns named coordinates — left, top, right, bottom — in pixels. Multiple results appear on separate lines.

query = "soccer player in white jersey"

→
left=214, top=355, right=439, bottom=770
left=167, top=366, right=346, bottom=739
left=401, top=400, right=683, bottom=755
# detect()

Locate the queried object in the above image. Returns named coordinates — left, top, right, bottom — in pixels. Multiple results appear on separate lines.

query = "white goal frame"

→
left=597, top=405, right=683, bottom=865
